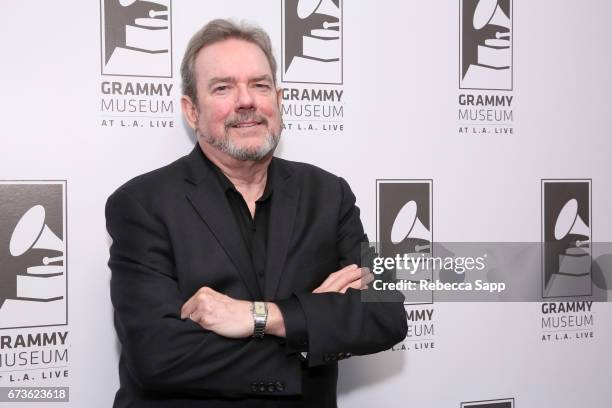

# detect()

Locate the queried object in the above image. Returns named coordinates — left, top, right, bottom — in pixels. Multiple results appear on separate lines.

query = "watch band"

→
left=252, top=301, right=268, bottom=339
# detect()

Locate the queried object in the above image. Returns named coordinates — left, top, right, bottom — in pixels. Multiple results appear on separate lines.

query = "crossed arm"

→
left=106, top=177, right=406, bottom=397
left=180, top=264, right=375, bottom=339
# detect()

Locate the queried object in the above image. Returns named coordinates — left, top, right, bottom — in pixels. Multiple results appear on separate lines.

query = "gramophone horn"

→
left=554, top=198, right=590, bottom=240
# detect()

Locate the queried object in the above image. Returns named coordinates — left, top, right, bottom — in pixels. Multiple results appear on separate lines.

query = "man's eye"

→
left=214, top=85, right=229, bottom=92
left=255, top=83, right=271, bottom=89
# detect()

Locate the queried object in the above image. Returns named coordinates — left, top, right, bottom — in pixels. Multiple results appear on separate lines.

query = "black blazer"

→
left=106, top=146, right=407, bottom=407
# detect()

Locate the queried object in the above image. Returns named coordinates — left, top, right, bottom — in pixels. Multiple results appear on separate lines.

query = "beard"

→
left=199, top=111, right=282, bottom=162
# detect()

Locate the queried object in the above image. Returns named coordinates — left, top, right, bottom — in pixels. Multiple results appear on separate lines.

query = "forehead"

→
left=194, top=38, right=272, bottom=82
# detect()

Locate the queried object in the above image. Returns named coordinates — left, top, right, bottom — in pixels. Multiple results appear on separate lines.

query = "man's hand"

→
left=181, top=287, right=287, bottom=338
left=313, top=264, right=374, bottom=294
left=181, top=287, right=253, bottom=338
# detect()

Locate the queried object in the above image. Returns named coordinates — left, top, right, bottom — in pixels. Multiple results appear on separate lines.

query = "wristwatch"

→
left=252, top=301, right=268, bottom=339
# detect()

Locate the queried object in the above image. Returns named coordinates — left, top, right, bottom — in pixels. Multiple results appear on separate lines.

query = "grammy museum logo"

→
left=0, top=182, right=67, bottom=329
left=281, top=0, right=344, bottom=133
left=101, top=0, right=172, bottom=77
left=458, top=0, right=513, bottom=136
left=539, top=180, right=595, bottom=344
left=541, top=180, right=592, bottom=299
left=0, top=182, right=70, bottom=385
left=377, top=180, right=435, bottom=353
left=99, top=0, right=175, bottom=129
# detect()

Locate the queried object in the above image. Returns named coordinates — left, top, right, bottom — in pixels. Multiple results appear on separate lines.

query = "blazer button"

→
left=250, top=383, right=258, bottom=392
left=267, top=382, right=276, bottom=393
left=275, top=381, right=285, bottom=392
left=258, top=383, right=266, bottom=392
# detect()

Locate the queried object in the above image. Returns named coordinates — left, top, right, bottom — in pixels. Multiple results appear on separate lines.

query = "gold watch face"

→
left=254, top=302, right=266, bottom=315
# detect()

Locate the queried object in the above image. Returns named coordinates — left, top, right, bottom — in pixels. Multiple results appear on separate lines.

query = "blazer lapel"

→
left=183, top=147, right=263, bottom=300
left=264, top=160, right=299, bottom=300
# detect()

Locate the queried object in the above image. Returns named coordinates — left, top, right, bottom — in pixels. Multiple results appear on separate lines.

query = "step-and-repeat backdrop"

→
left=1, top=1, right=611, bottom=407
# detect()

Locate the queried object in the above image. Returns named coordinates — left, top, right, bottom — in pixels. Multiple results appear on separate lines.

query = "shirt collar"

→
left=200, top=151, right=276, bottom=202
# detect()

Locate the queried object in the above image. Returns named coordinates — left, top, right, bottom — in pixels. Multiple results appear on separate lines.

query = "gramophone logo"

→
left=542, top=179, right=592, bottom=298
left=100, top=0, right=172, bottom=77
left=282, top=0, right=343, bottom=84
left=460, top=0, right=513, bottom=90
left=461, top=398, right=514, bottom=408
left=0, top=182, right=67, bottom=329
left=377, top=180, right=433, bottom=304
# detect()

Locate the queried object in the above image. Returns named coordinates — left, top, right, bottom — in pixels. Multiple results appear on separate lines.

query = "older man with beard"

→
left=105, top=19, right=407, bottom=408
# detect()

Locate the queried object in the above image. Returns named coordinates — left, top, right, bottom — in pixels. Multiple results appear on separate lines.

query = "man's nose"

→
left=235, top=84, right=255, bottom=110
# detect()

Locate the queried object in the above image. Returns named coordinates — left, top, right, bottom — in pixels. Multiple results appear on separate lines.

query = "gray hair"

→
left=180, top=19, right=278, bottom=104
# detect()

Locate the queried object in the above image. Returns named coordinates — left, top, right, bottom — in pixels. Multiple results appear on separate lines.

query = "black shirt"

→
left=215, top=161, right=272, bottom=292
left=202, top=152, right=308, bottom=354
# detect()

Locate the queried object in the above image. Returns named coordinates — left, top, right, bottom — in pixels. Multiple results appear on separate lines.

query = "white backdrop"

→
left=1, top=1, right=611, bottom=407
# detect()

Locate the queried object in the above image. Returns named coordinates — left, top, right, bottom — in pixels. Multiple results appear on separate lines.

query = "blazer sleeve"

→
left=295, top=177, right=408, bottom=367
left=106, top=189, right=301, bottom=397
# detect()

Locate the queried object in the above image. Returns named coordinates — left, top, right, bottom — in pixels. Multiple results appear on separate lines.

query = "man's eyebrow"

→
left=208, top=76, right=234, bottom=88
left=250, top=75, right=273, bottom=83
left=207, top=75, right=273, bottom=88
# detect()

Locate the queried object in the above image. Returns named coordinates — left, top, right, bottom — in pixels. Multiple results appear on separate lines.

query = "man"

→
left=106, top=19, right=407, bottom=407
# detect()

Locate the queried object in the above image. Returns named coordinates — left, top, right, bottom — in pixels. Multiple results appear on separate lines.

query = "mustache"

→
left=224, top=112, right=268, bottom=128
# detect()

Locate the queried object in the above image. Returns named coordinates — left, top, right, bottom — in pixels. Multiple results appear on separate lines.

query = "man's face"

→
left=189, top=38, right=282, bottom=161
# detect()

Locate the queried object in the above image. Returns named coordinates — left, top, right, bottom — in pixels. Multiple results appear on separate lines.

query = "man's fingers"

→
left=314, top=266, right=373, bottom=294
left=313, top=264, right=358, bottom=293
left=324, top=264, right=359, bottom=287
left=181, top=286, right=212, bottom=319
left=181, top=297, right=196, bottom=319
left=340, top=280, right=362, bottom=294
left=339, top=269, right=374, bottom=293
left=362, top=269, right=374, bottom=286
left=333, top=266, right=367, bottom=290
left=187, top=310, right=199, bottom=323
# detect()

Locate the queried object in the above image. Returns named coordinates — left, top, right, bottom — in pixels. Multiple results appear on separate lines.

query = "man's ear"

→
left=181, top=95, right=198, bottom=129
